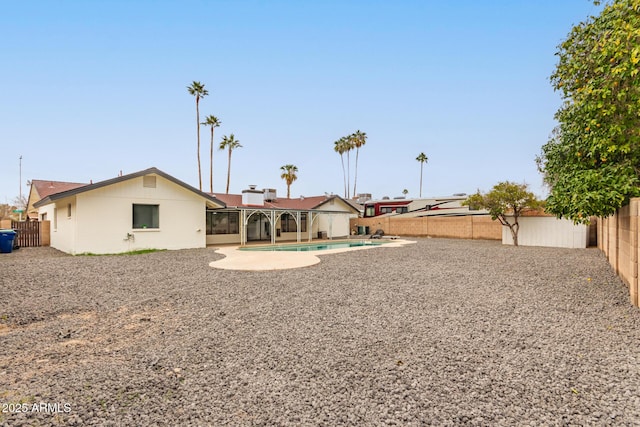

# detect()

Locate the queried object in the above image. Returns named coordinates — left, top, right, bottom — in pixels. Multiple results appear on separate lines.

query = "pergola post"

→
left=270, top=210, right=276, bottom=245
left=241, top=209, right=246, bottom=246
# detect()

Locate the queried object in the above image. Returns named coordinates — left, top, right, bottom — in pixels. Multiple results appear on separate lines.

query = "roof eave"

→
left=33, top=167, right=226, bottom=208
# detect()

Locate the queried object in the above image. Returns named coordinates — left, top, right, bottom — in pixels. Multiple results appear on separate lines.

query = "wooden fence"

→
left=0, top=220, right=50, bottom=248
left=11, top=221, right=41, bottom=247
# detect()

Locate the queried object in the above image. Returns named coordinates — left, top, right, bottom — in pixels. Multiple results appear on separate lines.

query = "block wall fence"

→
left=350, top=215, right=502, bottom=241
left=598, top=198, right=640, bottom=307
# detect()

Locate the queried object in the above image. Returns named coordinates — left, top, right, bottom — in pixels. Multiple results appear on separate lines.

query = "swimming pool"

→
left=239, top=240, right=386, bottom=252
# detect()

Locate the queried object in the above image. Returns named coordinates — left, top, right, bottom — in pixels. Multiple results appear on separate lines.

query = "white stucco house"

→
left=34, top=168, right=226, bottom=254
left=33, top=167, right=360, bottom=254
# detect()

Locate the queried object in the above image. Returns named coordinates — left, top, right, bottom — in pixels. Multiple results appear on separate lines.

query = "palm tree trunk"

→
left=340, top=154, right=347, bottom=198
left=353, top=147, right=359, bottom=198
left=346, top=151, right=351, bottom=199
left=287, top=183, right=291, bottom=198
left=196, top=97, right=202, bottom=191
left=226, top=148, right=232, bottom=194
left=419, top=163, right=423, bottom=198
left=209, top=127, right=214, bottom=193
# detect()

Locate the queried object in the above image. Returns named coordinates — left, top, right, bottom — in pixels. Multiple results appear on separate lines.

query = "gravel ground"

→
left=1, top=238, right=640, bottom=426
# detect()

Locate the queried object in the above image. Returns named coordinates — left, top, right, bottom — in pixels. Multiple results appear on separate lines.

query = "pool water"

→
left=240, top=240, right=386, bottom=252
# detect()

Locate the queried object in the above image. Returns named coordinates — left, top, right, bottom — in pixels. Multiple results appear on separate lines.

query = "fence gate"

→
left=11, top=221, right=41, bottom=247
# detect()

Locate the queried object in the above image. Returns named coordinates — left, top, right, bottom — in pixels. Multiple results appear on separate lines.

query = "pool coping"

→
left=209, top=239, right=416, bottom=271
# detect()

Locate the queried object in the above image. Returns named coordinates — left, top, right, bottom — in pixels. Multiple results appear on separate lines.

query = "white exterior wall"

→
left=40, top=175, right=207, bottom=254
left=502, top=216, right=588, bottom=248
left=315, top=199, right=356, bottom=238
left=45, top=197, right=77, bottom=254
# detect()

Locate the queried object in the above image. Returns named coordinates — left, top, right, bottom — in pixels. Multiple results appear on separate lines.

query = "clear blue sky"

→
left=1, top=0, right=602, bottom=204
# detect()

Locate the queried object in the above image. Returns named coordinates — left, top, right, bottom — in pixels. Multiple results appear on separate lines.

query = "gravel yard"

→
left=1, top=238, right=639, bottom=426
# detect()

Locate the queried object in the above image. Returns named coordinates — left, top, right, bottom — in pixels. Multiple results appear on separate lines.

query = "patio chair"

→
left=370, top=229, right=385, bottom=239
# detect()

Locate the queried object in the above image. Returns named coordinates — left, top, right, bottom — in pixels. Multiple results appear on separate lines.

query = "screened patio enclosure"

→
left=205, top=207, right=352, bottom=246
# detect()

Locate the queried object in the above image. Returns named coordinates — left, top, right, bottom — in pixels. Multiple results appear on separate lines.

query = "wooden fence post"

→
left=41, top=220, right=51, bottom=247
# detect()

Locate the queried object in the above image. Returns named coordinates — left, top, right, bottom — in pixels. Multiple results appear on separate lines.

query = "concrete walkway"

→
left=209, top=239, right=416, bottom=270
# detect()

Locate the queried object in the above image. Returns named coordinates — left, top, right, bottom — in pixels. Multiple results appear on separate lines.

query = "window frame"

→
left=281, top=212, right=307, bottom=233
left=206, top=211, right=239, bottom=235
left=364, top=205, right=375, bottom=217
left=132, top=204, right=160, bottom=229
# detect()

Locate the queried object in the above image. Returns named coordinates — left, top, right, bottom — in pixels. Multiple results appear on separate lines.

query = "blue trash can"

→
left=0, top=229, right=17, bottom=253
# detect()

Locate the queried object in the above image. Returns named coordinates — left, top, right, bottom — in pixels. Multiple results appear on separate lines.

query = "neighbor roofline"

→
left=311, top=195, right=361, bottom=214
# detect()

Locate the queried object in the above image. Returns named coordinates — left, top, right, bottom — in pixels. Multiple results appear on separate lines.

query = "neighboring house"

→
left=26, top=179, right=88, bottom=220
left=33, top=167, right=225, bottom=254
left=363, top=195, right=480, bottom=218
left=206, top=186, right=360, bottom=246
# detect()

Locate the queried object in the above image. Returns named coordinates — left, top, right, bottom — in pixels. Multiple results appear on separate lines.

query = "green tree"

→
left=462, top=181, right=541, bottom=246
left=416, top=152, right=428, bottom=197
left=187, top=81, right=208, bottom=191
left=351, top=130, right=367, bottom=197
left=202, top=115, right=221, bottom=193
left=280, top=164, right=298, bottom=198
left=537, top=0, right=640, bottom=223
left=219, top=134, right=242, bottom=194
left=334, top=137, right=350, bottom=198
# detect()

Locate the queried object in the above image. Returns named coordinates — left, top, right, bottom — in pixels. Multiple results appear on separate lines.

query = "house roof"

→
left=209, top=193, right=360, bottom=214
left=27, top=179, right=90, bottom=218
left=341, top=198, right=364, bottom=213
left=33, top=167, right=226, bottom=208
left=31, top=179, right=88, bottom=199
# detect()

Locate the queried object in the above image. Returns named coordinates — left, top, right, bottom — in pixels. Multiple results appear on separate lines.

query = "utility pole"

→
left=19, top=155, right=23, bottom=221
left=19, top=155, right=22, bottom=202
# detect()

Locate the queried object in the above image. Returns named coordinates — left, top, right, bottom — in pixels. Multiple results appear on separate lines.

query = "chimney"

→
left=242, top=185, right=264, bottom=206
left=263, top=188, right=277, bottom=202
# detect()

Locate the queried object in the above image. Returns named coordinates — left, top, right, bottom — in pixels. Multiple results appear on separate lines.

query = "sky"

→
left=1, top=0, right=603, bottom=205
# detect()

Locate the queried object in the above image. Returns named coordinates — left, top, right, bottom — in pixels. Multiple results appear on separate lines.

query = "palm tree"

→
left=334, top=137, right=349, bottom=198
left=280, top=164, right=298, bottom=198
left=416, top=152, right=429, bottom=197
left=202, top=115, right=221, bottom=193
left=351, top=130, right=367, bottom=198
left=187, top=81, right=209, bottom=190
left=344, top=136, right=355, bottom=199
left=219, top=134, right=242, bottom=194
